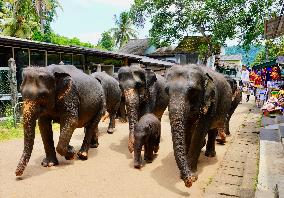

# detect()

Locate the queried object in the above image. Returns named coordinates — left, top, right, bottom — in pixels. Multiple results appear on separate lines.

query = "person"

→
left=256, top=85, right=267, bottom=108
left=243, top=84, right=250, bottom=102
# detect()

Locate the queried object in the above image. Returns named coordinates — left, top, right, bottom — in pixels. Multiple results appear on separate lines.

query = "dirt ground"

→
left=0, top=100, right=255, bottom=198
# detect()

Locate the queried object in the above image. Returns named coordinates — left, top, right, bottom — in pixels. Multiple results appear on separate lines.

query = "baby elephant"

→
left=134, top=113, right=161, bottom=169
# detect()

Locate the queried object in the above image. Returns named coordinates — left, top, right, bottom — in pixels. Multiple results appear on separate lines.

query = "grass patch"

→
left=0, top=118, right=60, bottom=142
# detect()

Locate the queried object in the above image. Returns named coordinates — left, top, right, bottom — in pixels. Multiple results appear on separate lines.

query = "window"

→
left=73, top=54, right=84, bottom=70
left=62, top=53, right=72, bottom=65
left=47, top=52, right=60, bottom=65
left=15, top=48, right=29, bottom=90
left=0, top=47, right=12, bottom=67
left=30, top=50, right=45, bottom=66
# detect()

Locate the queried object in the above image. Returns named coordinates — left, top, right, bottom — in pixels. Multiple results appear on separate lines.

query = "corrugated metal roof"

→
left=0, top=35, right=174, bottom=67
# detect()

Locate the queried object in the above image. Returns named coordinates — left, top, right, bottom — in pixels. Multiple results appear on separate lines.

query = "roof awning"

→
left=252, top=59, right=278, bottom=69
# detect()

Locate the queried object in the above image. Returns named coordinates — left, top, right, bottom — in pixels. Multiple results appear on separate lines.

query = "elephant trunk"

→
left=124, top=88, right=139, bottom=153
left=168, top=95, right=192, bottom=188
left=15, top=100, right=38, bottom=176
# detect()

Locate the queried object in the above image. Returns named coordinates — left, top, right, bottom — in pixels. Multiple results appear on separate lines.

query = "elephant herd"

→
left=15, top=64, right=241, bottom=188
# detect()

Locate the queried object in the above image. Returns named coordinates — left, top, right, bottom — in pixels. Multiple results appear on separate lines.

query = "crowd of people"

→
left=239, top=66, right=284, bottom=115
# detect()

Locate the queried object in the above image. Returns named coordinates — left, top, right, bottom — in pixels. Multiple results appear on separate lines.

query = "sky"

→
left=51, top=0, right=150, bottom=45
left=51, top=0, right=238, bottom=46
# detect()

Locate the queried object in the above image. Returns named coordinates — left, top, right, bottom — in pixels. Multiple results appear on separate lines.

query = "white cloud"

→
left=77, top=32, right=102, bottom=45
left=79, top=0, right=133, bottom=8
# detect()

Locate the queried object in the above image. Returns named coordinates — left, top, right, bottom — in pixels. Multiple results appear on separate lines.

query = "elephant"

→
left=165, top=64, right=232, bottom=188
left=117, top=65, right=169, bottom=153
left=133, top=113, right=161, bottom=169
left=91, top=72, right=121, bottom=135
left=112, top=73, right=127, bottom=123
left=15, top=64, right=105, bottom=176
left=224, top=76, right=242, bottom=135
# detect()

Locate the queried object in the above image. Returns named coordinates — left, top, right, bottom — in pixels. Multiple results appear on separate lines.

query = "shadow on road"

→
left=151, top=152, right=190, bottom=197
left=109, top=136, right=132, bottom=159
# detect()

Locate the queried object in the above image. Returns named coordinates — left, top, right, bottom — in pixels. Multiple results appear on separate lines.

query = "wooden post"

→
left=8, top=58, right=18, bottom=125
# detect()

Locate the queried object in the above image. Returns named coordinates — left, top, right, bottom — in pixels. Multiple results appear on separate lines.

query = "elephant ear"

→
left=54, top=71, right=77, bottom=100
left=145, top=69, right=157, bottom=87
left=202, top=73, right=216, bottom=115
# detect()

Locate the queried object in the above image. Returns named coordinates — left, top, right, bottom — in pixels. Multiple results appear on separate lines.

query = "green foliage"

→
left=251, top=36, right=284, bottom=66
left=130, top=0, right=281, bottom=56
left=110, top=11, right=138, bottom=49
left=97, top=31, right=115, bottom=51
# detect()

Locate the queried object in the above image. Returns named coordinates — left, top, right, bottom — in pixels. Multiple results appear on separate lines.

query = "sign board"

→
left=265, top=15, right=284, bottom=39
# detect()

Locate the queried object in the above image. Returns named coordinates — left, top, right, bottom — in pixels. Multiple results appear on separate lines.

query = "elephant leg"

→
left=187, top=128, right=207, bottom=181
left=107, top=103, right=119, bottom=134
left=153, top=134, right=161, bottom=153
left=119, top=100, right=127, bottom=123
left=205, top=128, right=218, bottom=157
left=77, top=121, right=99, bottom=160
left=56, top=116, right=77, bottom=160
left=38, top=117, right=58, bottom=167
left=144, top=143, right=154, bottom=163
left=90, top=127, right=99, bottom=148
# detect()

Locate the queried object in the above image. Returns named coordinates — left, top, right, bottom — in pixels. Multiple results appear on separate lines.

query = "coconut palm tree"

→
left=111, top=12, right=138, bottom=49
left=1, top=0, right=38, bottom=39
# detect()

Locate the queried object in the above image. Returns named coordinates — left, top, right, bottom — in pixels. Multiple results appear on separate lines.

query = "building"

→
left=216, top=54, right=243, bottom=78
left=148, top=36, right=220, bottom=66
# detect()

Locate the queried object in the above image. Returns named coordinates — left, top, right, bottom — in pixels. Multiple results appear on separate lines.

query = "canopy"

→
left=252, top=59, right=278, bottom=69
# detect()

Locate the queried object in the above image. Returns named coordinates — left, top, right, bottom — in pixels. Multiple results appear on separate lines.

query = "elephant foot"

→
left=205, top=150, right=216, bottom=157
left=144, top=156, right=153, bottom=163
left=119, top=117, right=127, bottom=123
left=134, top=161, right=142, bottom=169
left=65, top=145, right=76, bottom=160
left=190, top=172, right=198, bottom=182
left=107, top=128, right=114, bottom=134
left=183, top=177, right=193, bottom=188
left=77, top=150, right=88, bottom=160
left=216, top=130, right=226, bottom=145
left=154, top=145, right=159, bottom=153
left=41, top=156, right=59, bottom=167
left=225, top=130, right=231, bottom=135
left=90, top=137, right=99, bottom=148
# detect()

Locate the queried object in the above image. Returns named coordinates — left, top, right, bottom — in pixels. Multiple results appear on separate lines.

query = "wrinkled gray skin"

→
left=112, top=73, right=127, bottom=123
left=134, top=113, right=161, bottom=169
left=15, top=65, right=104, bottom=176
left=118, top=65, right=169, bottom=153
left=224, top=76, right=242, bottom=135
left=165, top=65, right=232, bottom=188
left=91, top=72, right=121, bottom=136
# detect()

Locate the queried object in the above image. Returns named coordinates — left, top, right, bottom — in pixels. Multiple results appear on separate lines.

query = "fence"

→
left=0, top=58, right=22, bottom=126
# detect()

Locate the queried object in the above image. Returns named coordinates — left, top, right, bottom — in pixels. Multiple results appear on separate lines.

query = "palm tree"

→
left=33, top=0, right=62, bottom=33
left=111, top=12, right=138, bottom=49
left=1, top=0, right=61, bottom=39
left=1, top=0, right=38, bottom=39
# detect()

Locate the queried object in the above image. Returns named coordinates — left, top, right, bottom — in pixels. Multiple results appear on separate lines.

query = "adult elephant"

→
left=15, top=65, right=104, bottom=176
left=224, top=76, right=242, bottom=135
left=118, top=65, right=169, bottom=153
left=112, top=73, right=127, bottom=123
left=91, top=72, right=121, bottom=135
left=165, top=64, right=232, bottom=188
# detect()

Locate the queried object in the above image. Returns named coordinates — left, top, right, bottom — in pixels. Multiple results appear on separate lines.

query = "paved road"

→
left=0, top=100, right=254, bottom=198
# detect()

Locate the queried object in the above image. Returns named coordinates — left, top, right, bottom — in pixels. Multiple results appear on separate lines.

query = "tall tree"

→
left=111, top=11, right=137, bottom=49
left=97, top=31, right=115, bottom=51
left=1, top=0, right=39, bottom=39
left=130, top=0, right=280, bottom=62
